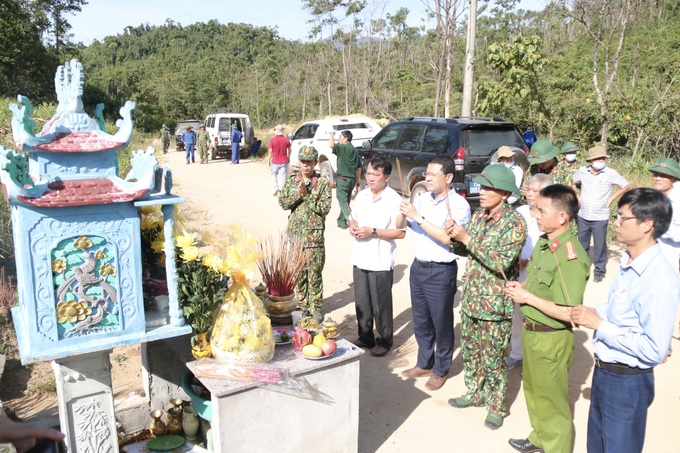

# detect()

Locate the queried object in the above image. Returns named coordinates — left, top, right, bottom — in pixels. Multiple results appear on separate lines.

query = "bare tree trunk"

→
left=461, top=0, right=477, bottom=116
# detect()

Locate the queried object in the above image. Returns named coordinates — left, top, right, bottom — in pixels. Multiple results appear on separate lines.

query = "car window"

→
left=307, top=124, right=319, bottom=138
left=421, top=126, right=449, bottom=153
left=293, top=125, right=309, bottom=140
left=373, top=125, right=402, bottom=150
left=218, top=118, right=231, bottom=132
left=465, top=128, right=525, bottom=157
left=395, top=125, right=425, bottom=152
left=333, top=123, right=367, bottom=131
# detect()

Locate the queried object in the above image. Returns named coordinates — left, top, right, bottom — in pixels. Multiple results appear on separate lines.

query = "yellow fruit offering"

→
left=302, top=344, right=323, bottom=358
left=312, top=333, right=326, bottom=348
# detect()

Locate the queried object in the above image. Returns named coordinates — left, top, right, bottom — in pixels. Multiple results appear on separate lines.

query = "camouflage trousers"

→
left=296, top=246, right=325, bottom=313
left=461, top=313, right=512, bottom=416
left=198, top=144, right=208, bottom=163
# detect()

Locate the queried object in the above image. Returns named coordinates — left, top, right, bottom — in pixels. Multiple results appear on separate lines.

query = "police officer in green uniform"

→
left=278, top=146, right=332, bottom=315
left=505, top=184, right=590, bottom=453
left=197, top=124, right=210, bottom=164
left=446, top=164, right=527, bottom=430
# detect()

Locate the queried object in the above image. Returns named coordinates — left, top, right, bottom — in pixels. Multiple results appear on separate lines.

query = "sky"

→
left=68, top=0, right=550, bottom=45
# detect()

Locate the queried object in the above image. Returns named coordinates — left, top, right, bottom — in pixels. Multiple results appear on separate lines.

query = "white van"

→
left=204, top=109, right=254, bottom=160
left=288, top=117, right=381, bottom=186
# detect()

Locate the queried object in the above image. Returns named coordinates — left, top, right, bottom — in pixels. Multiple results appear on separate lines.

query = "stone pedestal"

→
left=52, top=350, right=118, bottom=453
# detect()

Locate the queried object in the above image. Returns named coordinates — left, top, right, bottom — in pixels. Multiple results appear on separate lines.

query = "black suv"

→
left=358, top=117, right=529, bottom=207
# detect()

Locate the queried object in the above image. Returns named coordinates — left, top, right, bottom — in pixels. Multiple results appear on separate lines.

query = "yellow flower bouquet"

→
left=209, top=227, right=275, bottom=363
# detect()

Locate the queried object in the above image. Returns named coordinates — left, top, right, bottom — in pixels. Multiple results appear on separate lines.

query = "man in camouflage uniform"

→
left=159, top=124, right=170, bottom=154
left=278, top=146, right=332, bottom=315
left=505, top=185, right=590, bottom=453
left=554, top=141, right=580, bottom=186
left=446, top=164, right=527, bottom=430
left=197, top=124, right=210, bottom=164
left=524, top=139, right=560, bottom=185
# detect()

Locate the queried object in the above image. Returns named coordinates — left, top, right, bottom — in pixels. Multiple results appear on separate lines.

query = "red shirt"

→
left=269, top=135, right=291, bottom=165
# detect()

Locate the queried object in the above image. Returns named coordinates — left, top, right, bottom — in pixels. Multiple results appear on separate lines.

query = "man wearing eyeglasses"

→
left=396, top=156, right=471, bottom=391
left=571, top=188, right=680, bottom=453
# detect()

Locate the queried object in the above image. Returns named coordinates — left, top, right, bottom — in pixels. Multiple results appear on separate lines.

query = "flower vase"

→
left=166, top=406, right=183, bottom=435
left=191, top=332, right=212, bottom=359
left=182, top=405, right=200, bottom=440
left=149, top=410, right=166, bottom=437
left=263, top=293, right=298, bottom=325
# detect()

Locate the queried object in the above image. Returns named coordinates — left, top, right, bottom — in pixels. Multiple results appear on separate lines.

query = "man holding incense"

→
left=505, top=184, right=590, bottom=453
left=397, top=156, right=471, bottom=391
left=446, top=164, right=526, bottom=430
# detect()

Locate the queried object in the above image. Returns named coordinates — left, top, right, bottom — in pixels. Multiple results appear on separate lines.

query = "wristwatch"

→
left=416, top=216, right=425, bottom=225
left=371, top=228, right=378, bottom=239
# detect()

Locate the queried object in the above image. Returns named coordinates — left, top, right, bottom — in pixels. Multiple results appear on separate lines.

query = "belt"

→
left=414, top=259, right=455, bottom=268
left=336, top=175, right=354, bottom=180
left=524, top=321, right=572, bottom=333
left=594, top=357, right=653, bottom=375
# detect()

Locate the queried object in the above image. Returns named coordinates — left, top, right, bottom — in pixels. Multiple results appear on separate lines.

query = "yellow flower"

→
left=56, top=300, right=92, bottom=324
left=140, top=217, right=156, bottom=230
left=154, top=218, right=164, bottom=229
left=74, top=236, right=92, bottom=250
left=100, top=263, right=116, bottom=276
left=625, top=114, right=631, bottom=121
left=176, top=232, right=196, bottom=249
left=181, top=246, right=200, bottom=262
left=202, top=253, right=220, bottom=272
left=95, top=250, right=106, bottom=260
left=52, top=259, right=66, bottom=273
left=140, top=206, right=155, bottom=216
left=151, top=239, right=165, bottom=254
left=585, top=97, right=591, bottom=104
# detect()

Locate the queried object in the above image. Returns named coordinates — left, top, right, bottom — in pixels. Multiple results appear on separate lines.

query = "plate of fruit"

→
left=293, top=327, right=338, bottom=359
left=273, top=327, right=295, bottom=345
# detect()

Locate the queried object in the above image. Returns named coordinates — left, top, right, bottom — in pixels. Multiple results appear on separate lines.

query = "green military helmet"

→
left=528, top=139, right=559, bottom=164
left=560, top=141, right=579, bottom=154
left=231, top=123, right=238, bottom=129
left=200, top=123, right=206, bottom=128
left=649, top=158, right=680, bottom=180
left=472, top=164, right=521, bottom=194
left=298, top=146, right=319, bottom=161
left=162, top=124, right=167, bottom=128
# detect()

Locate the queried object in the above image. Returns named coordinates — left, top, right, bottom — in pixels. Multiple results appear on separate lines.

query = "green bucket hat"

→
left=299, top=146, right=318, bottom=161
left=528, top=140, right=559, bottom=164
left=560, top=141, right=579, bottom=154
left=472, top=164, right=520, bottom=194
left=649, top=158, right=680, bottom=180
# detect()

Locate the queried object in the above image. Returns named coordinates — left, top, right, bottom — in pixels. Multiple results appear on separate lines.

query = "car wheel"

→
left=410, top=181, right=427, bottom=204
left=319, top=161, right=335, bottom=188
left=210, top=145, right=217, bottom=160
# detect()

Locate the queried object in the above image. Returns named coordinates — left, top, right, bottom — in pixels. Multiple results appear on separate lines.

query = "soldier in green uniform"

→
left=159, top=124, right=170, bottom=154
left=554, top=141, right=580, bottom=186
left=329, top=130, right=361, bottom=229
left=505, top=184, right=590, bottom=453
left=524, top=139, right=560, bottom=185
left=278, top=146, right=332, bottom=315
left=446, top=164, right=527, bottom=430
left=197, top=124, right=210, bottom=164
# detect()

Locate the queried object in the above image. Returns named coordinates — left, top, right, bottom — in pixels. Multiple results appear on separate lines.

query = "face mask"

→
left=592, top=161, right=606, bottom=171
left=565, top=154, right=577, bottom=162
left=504, top=163, right=515, bottom=169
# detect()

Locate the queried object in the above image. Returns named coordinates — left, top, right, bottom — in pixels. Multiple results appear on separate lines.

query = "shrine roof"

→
left=17, top=178, right=149, bottom=207
left=30, top=132, right=126, bottom=153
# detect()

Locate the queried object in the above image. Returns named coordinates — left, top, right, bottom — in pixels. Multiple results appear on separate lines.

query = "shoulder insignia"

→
left=512, top=226, right=525, bottom=242
left=549, top=239, right=560, bottom=252
left=565, top=242, right=578, bottom=261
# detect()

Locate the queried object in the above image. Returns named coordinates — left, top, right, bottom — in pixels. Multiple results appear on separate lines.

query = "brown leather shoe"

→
left=351, top=337, right=375, bottom=349
left=425, top=374, right=448, bottom=391
left=401, top=366, right=432, bottom=379
left=370, top=345, right=390, bottom=357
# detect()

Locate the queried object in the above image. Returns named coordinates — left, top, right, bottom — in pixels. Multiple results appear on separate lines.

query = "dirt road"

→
left=165, top=150, right=680, bottom=452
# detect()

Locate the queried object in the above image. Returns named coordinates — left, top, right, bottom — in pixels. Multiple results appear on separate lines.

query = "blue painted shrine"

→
left=1, top=59, right=191, bottom=364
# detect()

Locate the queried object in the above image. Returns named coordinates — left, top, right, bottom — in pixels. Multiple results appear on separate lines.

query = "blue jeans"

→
left=185, top=144, right=195, bottom=163
left=231, top=143, right=240, bottom=163
left=409, top=259, right=458, bottom=377
left=577, top=216, right=609, bottom=276
left=587, top=366, right=654, bottom=453
left=271, top=163, right=288, bottom=190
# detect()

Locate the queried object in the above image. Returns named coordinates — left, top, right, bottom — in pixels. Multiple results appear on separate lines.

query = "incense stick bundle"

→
left=257, top=232, right=306, bottom=297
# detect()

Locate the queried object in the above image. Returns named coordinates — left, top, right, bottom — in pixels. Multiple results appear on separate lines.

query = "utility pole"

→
left=461, top=0, right=477, bottom=116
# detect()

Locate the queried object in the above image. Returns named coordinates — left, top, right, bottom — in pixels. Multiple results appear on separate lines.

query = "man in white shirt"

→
left=496, top=146, right=524, bottom=206
left=396, top=156, right=471, bottom=391
left=649, top=158, right=680, bottom=271
left=349, top=156, right=406, bottom=357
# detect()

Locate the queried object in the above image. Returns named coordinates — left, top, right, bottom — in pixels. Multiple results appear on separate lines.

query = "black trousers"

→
left=353, top=266, right=394, bottom=348
left=409, top=259, right=458, bottom=377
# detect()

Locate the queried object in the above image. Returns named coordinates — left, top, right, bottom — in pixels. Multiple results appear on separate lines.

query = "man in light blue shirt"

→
left=571, top=188, right=680, bottom=453
left=397, top=156, right=471, bottom=391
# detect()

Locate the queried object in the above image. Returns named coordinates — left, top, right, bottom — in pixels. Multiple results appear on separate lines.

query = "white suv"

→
left=288, top=117, right=381, bottom=186
left=204, top=109, right=254, bottom=160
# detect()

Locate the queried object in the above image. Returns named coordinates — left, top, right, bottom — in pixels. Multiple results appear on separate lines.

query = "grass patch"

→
left=112, top=354, right=129, bottom=364
left=30, top=378, right=57, bottom=394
